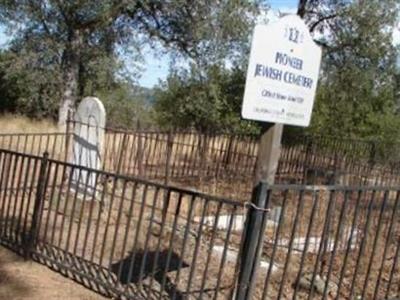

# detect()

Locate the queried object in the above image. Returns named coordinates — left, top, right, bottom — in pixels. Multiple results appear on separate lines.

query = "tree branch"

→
left=74, top=1, right=129, bottom=30
left=27, top=0, right=52, bottom=36
left=309, top=14, right=337, bottom=33
left=53, top=0, right=71, bottom=27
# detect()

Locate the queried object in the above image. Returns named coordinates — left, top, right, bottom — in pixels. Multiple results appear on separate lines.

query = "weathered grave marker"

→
left=72, top=97, right=106, bottom=195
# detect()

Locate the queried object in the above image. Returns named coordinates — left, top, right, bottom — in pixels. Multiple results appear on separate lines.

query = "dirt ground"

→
left=0, top=246, right=106, bottom=300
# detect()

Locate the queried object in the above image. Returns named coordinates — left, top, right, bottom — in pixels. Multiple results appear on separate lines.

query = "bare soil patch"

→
left=0, top=246, right=106, bottom=300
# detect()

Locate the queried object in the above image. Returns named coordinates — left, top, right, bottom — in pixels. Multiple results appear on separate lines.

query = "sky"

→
left=0, top=0, right=298, bottom=88
left=0, top=0, right=399, bottom=88
left=138, top=0, right=299, bottom=87
left=137, top=1, right=400, bottom=88
left=0, top=1, right=298, bottom=89
left=0, top=29, right=8, bottom=48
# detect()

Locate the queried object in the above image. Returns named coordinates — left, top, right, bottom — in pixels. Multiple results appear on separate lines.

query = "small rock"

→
left=298, top=273, right=338, bottom=297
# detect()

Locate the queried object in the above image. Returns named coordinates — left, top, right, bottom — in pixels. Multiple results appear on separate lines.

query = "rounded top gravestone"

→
left=74, top=97, right=106, bottom=160
left=72, top=97, right=106, bottom=195
left=75, top=97, right=106, bottom=129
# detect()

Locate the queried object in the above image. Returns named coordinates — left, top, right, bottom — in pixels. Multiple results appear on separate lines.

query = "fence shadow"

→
left=0, top=245, right=32, bottom=299
left=111, top=249, right=189, bottom=299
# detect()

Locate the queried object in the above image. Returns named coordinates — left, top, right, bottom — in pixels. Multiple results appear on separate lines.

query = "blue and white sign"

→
left=242, top=15, right=322, bottom=127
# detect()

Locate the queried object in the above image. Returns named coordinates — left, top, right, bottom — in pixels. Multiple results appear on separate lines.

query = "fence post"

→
left=235, top=182, right=270, bottom=300
left=116, top=132, right=128, bottom=175
left=199, top=132, right=209, bottom=179
left=136, top=121, right=144, bottom=176
left=224, top=134, right=234, bottom=168
left=64, top=110, right=73, bottom=162
left=164, top=129, right=173, bottom=185
left=303, top=137, right=313, bottom=183
left=369, top=141, right=376, bottom=167
left=62, top=110, right=72, bottom=185
left=25, top=151, right=49, bottom=259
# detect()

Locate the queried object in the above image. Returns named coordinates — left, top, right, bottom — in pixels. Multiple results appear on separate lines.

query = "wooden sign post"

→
left=242, top=15, right=322, bottom=185
left=236, top=13, right=322, bottom=300
left=254, top=123, right=283, bottom=185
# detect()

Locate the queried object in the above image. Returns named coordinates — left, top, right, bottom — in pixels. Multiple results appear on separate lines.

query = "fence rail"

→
left=85, top=126, right=400, bottom=190
left=0, top=148, right=245, bottom=299
left=2, top=125, right=400, bottom=198
left=0, top=148, right=398, bottom=299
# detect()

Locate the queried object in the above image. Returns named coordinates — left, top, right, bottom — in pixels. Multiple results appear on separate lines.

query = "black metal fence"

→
left=0, top=148, right=245, bottom=299
left=94, top=127, right=400, bottom=195
left=239, top=184, right=400, bottom=300
left=0, top=148, right=398, bottom=299
left=101, top=128, right=258, bottom=180
left=64, top=118, right=400, bottom=188
left=2, top=124, right=400, bottom=198
left=0, top=132, right=68, bottom=161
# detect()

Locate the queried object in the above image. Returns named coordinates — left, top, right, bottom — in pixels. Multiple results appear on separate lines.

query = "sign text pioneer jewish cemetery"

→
left=236, top=15, right=322, bottom=300
left=242, top=15, right=322, bottom=127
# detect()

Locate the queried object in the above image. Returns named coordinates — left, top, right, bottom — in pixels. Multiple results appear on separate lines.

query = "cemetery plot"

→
left=0, top=149, right=398, bottom=299
left=0, top=99, right=398, bottom=299
left=2, top=122, right=400, bottom=200
left=0, top=152, right=244, bottom=299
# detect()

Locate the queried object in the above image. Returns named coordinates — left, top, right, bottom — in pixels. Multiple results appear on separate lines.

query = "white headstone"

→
left=242, top=15, right=322, bottom=127
left=72, top=97, right=106, bottom=195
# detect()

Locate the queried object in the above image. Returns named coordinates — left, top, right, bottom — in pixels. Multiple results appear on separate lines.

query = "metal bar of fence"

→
left=321, top=190, right=349, bottom=299
left=0, top=152, right=14, bottom=239
left=235, top=182, right=269, bottom=300
left=171, top=193, right=195, bottom=299
left=9, top=155, right=27, bottom=243
left=386, top=236, right=400, bottom=299
left=198, top=201, right=222, bottom=298
left=276, top=189, right=305, bottom=299
left=307, top=189, right=335, bottom=300
left=0, top=146, right=399, bottom=299
left=374, top=191, right=400, bottom=299
left=14, top=155, right=31, bottom=243
left=292, top=189, right=322, bottom=299
left=136, top=186, right=159, bottom=284
left=360, top=190, right=389, bottom=299
left=26, top=152, right=48, bottom=258
left=348, top=190, right=377, bottom=299
left=21, top=157, right=39, bottom=241
left=261, top=189, right=290, bottom=299
left=336, top=190, right=363, bottom=297
left=2, top=121, right=385, bottom=187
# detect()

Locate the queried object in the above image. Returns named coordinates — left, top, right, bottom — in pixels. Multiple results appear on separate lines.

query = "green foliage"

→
left=97, top=83, right=154, bottom=129
left=0, top=50, right=60, bottom=118
left=154, top=65, right=260, bottom=134
left=0, top=0, right=398, bottom=143
left=154, top=0, right=400, bottom=139
left=151, top=0, right=262, bottom=135
left=304, top=0, right=400, bottom=141
left=0, top=0, right=261, bottom=123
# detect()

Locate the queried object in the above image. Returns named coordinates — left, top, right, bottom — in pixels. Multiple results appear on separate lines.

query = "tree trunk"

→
left=297, top=0, right=307, bottom=18
left=58, top=30, right=82, bottom=127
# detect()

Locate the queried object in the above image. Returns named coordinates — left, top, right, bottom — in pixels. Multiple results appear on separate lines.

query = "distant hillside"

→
left=132, top=85, right=156, bottom=106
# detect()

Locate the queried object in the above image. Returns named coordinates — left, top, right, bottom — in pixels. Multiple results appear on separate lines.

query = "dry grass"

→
left=0, top=146, right=398, bottom=299
left=0, top=115, right=399, bottom=299
left=0, top=114, right=58, bottom=134
left=0, top=246, right=105, bottom=299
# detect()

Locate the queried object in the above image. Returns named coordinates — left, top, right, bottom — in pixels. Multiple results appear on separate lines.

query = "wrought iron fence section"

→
left=0, top=149, right=398, bottom=299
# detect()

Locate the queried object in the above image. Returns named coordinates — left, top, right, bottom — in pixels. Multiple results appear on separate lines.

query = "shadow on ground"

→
left=111, top=250, right=189, bottom=299
left=0, top=245, right=31, bottom=299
